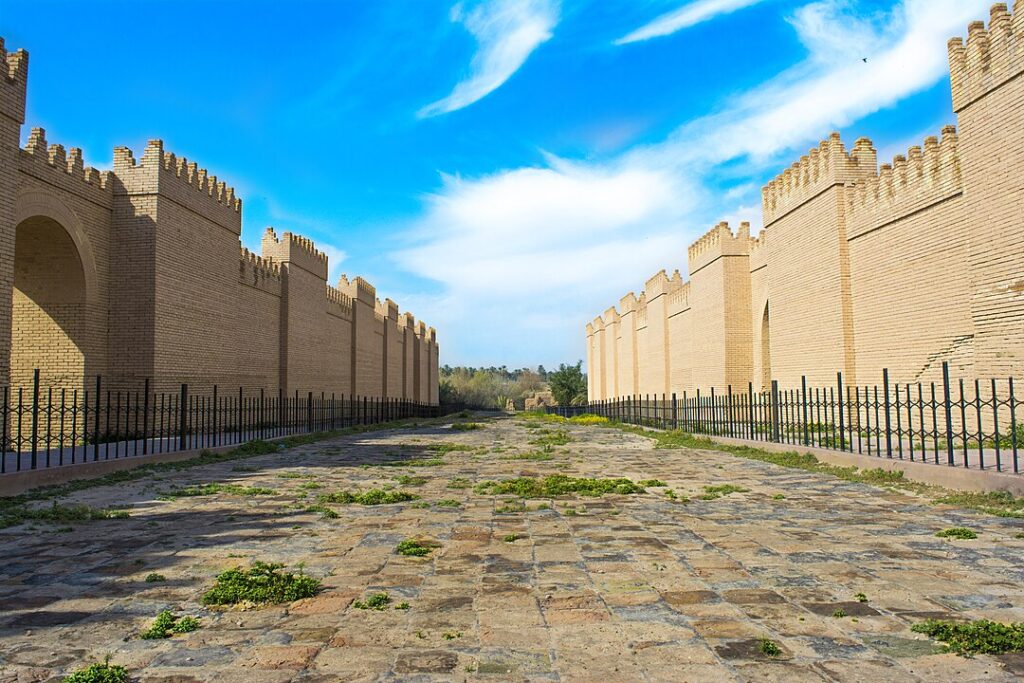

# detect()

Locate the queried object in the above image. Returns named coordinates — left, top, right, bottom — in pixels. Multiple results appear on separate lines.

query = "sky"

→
left=2, top=0, right=992, bottom=369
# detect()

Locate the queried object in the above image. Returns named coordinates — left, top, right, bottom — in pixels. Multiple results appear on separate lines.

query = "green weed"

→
left=162, top=483, right=276, bottom=498
left=140, top=610, right=200, bottom=639
left=758, top=638, right=781, bottom=657
left=201, top=561, right=320, bottom=605
left=62, top=658, right=128, bottom=683
left=698, top=484, right=750, bottom=500
left=1, top=502, right=129, bottom=529
left=475, top=474, right=650, bottom=498
left=353, top=592, right=392, bottom=610
left=912, top=619, right=1024, bottom=656
left=318, top=489, right=418, bottom=505
left=396, top=539, right=436, bottom=557
left=451, top=422, right=485, bottom=431
left=936, top=527, right=978, bottom=539
left=144, top=573, right=166, bottom=583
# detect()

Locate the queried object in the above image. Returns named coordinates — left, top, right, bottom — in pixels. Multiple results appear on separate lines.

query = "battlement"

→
left=846, top=126, right=962, bottom=239
left=325, top=284, right=353, bottom=319
left=666, top=280, right=690, bottom=315
left=619, top=292, right=640, bottom=314
left=749, top=229, right=768, bottom=272
left=399, top=312, right=417, bottom=330
left=261, top=227, right=329, bottom=280
left=603, top=307, right=621, bottom=324
left=644, top=268, right=684, bottom=298
left=0, top=37, right=28, bottom=124
left=383, top=298, right=400, bottom=321
left=113, top=140, right=242, bottom=234
left=21, top=128, right=113, bottom=202
left=762, top=133, right=877, bottom=225
left=948, top=3, right=1024, bottom=112
left=337, top=274, right=377, bottom=305
left=239, top=246, right=282, bottom=296
left=688, top=221, right=754, bottom=273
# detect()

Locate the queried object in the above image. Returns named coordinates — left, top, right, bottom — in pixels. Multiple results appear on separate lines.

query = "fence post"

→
left=363, top=396, right=368, bottom=425
left=747, top=383, right=754, bottom=440
left=671, top=393, right=677, bottom=430
left=29, top=368, right=40, bottom=470
left=883, top=368, right=892, bottom=458
left=1009, top=378, right=1019, bottom=474
left=837, top=372, right=846, bottom=451
left=800, top=375, right=809, bottom=446
left=727, top=385, right=734, bottom=438
left=770, top=380, right=780, bottom=443
left=93, top=375, right=102, bottom=461
left=142, top=378, right=150, bottom=455
left=942, top=362, right=954, bottom=465
left=178, top=383, right=188, bottom=451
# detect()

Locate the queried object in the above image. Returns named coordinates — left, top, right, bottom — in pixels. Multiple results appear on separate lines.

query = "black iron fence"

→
left=547, top=362, right=1021, bottom=474
left=2, top=370, right=444, bottom=475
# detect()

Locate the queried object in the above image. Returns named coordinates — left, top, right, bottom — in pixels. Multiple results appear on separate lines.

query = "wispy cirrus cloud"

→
left=615, top=0, right=766, bottom=45
left=398, top=0, right=988, bottom=366
left=418, top=0, right=560, bottom=118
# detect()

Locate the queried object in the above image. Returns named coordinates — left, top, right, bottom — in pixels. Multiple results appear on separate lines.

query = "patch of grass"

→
left=529, top=429, right=572, bottom=446
left=568, top=414, right=610, bottom=425
left=638, top=479, right=667, bottom=487
left=162, top=483, right=276, bottom=498
left=396, top=539, right=436, bottom=557
left=144, top=573, right=166, bottom=583
left=933, top=491, right=1024, bottom=519
left=396, top=601, right=410, bottom=610
left=698, top=484, right=750, bottom=500
left=912, top=619, right=1024, bottom=656
left=503, top=533, right=523, bottom=543
left=443, top=630, right=463, bottom=640
left=201, top=561, right=320, bottom=606
left=297, top=481, right=323, bottom=490
left=758, top=638, right=781, bottom=657
left=854, top=592, right=868, bottom=603
left=277, top=472, right=312, bottom=479
left=62, top=658, right=128, bottom=683
left=1016, top=533, right=1024, bottom=539
left=304, top=504, right=340, bottom=519
left=772, top=494, right=786, bottom=500
left=395, top=475, right=428, bottom=487
left=505, top=447, right=555, bottom=461
left=475, top=474, right=649, bottom=498
left=434, top=499, right=461, bottom=508
left=353, top=592, right=392, bottom=610
left=318, top=489, right=419, bottom=505
left=495, top=501, right=527, bottom=513
left=832, top=608, right=847, bottom=618
left=1, top=502, right=130, bottom=529
left=140, top=610, right=200, bottom=639
left=936, top=527, right=978, bottom=540
left=427, top=442, right=474, bottom=454
left=451, top=422, right=485, bottom=431
left=383, top=457, right=445, bottom=467
left=447, top=477, right=472, bottom=489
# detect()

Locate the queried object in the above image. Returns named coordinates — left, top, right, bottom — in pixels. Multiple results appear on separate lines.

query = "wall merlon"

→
left=325, top=284, right=353, bottom=319
left=0, top=37, right=28, bottom=124
left=239, top=247, right=282, bottom=297
left=384, top=298, right=399, bottom=321
left=20, top=128, right=113, bottom=199
left=949, top=3, right=1024, bottom=112
left=846, top=126, right=962, bottom=239
left=261, top=227, right=329, bottom=280
left=762, top=133, right=876, bottom=225
left=688, top=221, right=754, bottom=273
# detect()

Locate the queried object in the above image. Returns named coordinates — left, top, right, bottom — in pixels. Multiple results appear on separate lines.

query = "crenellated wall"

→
left=587, top=4, right=1023, bottom=398
left=0, top=38, right=439, bottom=402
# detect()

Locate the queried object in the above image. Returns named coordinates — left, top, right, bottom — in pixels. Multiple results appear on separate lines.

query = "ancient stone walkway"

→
left=1, top=416, right=1022, bottom=682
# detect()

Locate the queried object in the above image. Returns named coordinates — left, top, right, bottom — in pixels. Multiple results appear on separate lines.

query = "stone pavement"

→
left=1, top=416, right=1023, bottom=682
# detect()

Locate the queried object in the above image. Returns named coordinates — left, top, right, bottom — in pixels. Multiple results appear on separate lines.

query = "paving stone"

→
left=2, top=417, right=1022, bottom=681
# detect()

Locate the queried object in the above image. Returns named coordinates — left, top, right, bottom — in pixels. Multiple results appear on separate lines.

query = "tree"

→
left=548, top=361, right=587, bottom=406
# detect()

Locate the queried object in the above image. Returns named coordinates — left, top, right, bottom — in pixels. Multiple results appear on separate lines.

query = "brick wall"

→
left=0, top=38, right=439, bottom=403
left=586, top=4, right=1023, bottom=399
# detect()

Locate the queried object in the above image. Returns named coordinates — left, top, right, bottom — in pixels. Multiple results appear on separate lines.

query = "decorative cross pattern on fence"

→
left=1, top=370, right=445, bottom=474
left=549, top=363, right=1021, bottom=474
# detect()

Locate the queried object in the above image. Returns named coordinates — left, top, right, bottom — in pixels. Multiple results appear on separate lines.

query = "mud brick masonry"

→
left=587, top=4, right=1024, bottom=401
left=0, top=38, right=438, bottom=403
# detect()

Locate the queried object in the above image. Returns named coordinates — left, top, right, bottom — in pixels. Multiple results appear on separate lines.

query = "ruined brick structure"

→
left=0, top=38, right=439, bottom=403
left=587, top=4, right=1023, bottom=400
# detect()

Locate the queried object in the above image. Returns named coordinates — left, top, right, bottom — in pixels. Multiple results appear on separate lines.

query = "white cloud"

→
left=615, top=0, right=766, bottom=45
left=399, top=0, right=988, bottom=365
left=418, top=0, right=559, bottom=118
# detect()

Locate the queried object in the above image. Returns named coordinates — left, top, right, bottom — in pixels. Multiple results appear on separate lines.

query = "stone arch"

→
left=11, top=191, right=100, bottom=389
left=761, top=301, right=772, bottom=391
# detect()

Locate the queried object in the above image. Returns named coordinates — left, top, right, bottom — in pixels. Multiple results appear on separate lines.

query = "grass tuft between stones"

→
left=475, top=474, right=650, bottom=498
left=912, top=619, right=1024, bottom=656
left=62, top=660, right=128, bottom=683
left=758, top=638, right=782, bottom=657
left=317, top=489, right=418, bottom=505
left=201, top=561, right=320, bottom=606
left=935, top=527, right=978, bottom=539
left=140, top=610, right=200, bottom=639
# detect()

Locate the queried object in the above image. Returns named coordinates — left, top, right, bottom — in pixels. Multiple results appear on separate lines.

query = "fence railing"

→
left=547, top=362, right=1021, bottom=474
left=1, top=370, right=444, bottom=475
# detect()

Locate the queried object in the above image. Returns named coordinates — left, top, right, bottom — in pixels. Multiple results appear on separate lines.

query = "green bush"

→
left=201, top=561, right=320, bottom=605
left=318, top=489, right=418, bottom=505
left=140, top=610, right=200, bottom=639
left=936, top=527, right=978, bottom=540
left=396, top=539, right=435, bottom=557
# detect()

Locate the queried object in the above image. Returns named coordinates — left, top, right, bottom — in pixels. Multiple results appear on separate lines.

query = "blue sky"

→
left=3, top=0, right=991, bottom=368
